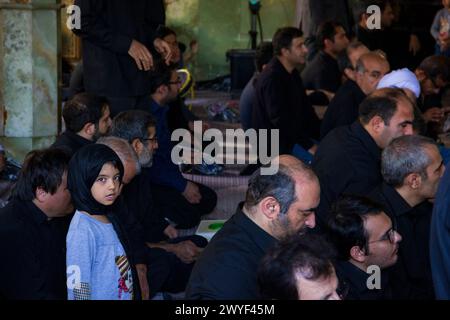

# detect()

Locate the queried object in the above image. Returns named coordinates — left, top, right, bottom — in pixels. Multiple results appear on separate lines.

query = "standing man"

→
left=73, top=0, right=172, bottom=117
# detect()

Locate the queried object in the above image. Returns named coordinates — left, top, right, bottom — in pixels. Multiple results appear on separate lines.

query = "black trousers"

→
left=146, top=235, right=208, bottom=297
left=106, top=95, right=152, bottom=118
left=150, top=182, right=217, bottom=229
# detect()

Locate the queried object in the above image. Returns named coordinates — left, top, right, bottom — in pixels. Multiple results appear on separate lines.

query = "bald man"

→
left=186, top=155, right=320, bottom=300
left=321, top=52, right=390, bottom=138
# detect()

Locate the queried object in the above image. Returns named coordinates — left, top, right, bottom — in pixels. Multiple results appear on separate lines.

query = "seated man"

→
left=313, top=88, right=414, bottom=228
left=142, top=63, right=217, bottom=229
left=370, top=135, right=445, bottom=299
left=240, top=42, right=273, bottom=131
left=301, top=21, right=349, bottom=93
left=252, top=27, right=320, bottom=158
left=326, top=195, right=402, bottom=300
left=0, top=148, right=73, bottom=299
left=321, top=51, right=390, bottom=139
left=110, top=110, right=207, bottom=298
left=258, top=233, right=340, bottom=300
left=186, top=155, right=319, bottom=300
left=155, top=26, right=202, bottom=134
left=337, top=41, right=369, bottom=83
left=415, top=55, right=450, bottom=135
left=52, top=93, right=112, bottom=157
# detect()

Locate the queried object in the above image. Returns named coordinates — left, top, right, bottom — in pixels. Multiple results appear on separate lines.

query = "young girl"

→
left=66, top=144, right=137, bottom=300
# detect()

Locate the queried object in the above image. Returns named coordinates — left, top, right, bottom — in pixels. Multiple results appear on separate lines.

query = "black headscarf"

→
left=68, top=144, right=124, bottom=216
left=67, top=144, right=141, bottom=300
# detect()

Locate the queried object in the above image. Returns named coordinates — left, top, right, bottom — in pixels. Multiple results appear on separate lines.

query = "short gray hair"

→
left=97, top=136, right=140, bottom=173
left=381, top=135, right=438, bottom=187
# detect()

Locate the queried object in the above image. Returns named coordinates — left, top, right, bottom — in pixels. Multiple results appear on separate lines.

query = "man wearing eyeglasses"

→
left=369, top=135, right=445, bottom=299
left=415, top=56, right=450, bottom=127
left=141, top=62, right=217, bottom=230
left=326, top=195, right=402, bottom=300
left=321, top=51, right=389, bottom=139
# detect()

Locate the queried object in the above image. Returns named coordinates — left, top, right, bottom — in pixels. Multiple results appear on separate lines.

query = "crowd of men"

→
left=0, top=0, right=450, bottom=300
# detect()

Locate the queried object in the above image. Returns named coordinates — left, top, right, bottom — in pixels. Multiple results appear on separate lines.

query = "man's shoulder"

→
left=0, top=201, right=29, bottom=242
left=315, top=125, right=374, bottom=169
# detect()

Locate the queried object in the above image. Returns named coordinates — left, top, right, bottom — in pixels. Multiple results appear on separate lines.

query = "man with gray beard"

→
left=111, top=110, right=208, bottom=298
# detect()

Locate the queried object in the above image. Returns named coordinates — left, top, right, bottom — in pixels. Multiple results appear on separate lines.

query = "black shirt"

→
left=301, top=51, right=342, bottom=93
left=51, top=131, right=93, bottom=158
left=186, top=207, right=277, bottom=300
left=369, top=183, right=435, bottom=299
left=252, top=57, right=320, bottom=154
left=312, top=122, right=382, bottom=227
left=335, top=260, right=391, bottom=300
left=121, top=171, right=169, bottom=244
left=430, top=164, right=450, bottom=299
left=0, top=200, right=71, bottom=300
left=320, top=80, right=366, bottom=139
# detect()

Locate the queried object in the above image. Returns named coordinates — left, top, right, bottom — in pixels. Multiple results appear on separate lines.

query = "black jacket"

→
left=0, top=200, right=71, bottom=300
left=301, top=50, right=342, bottom=93
left=430, top=165, right=450, bottom=299
left=312, top=122, right=382, bottom=227
left=186, top=206, right=277, bottom=300
left=369, top=183, right=435, bottom=300
left=335, top=260, right=392, bottom=300
left=51, top=131, right=93, bottom=158
left=73, top=0, right=161, bottom=97
left=252, top=57, right=320, bottom=154
left=121, top=171, right=170, bottom=244
left=320, top=80, right=366, bottom=139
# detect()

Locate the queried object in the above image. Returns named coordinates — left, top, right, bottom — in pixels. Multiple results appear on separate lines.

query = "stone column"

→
left=0, top=0, right=61, bottom=162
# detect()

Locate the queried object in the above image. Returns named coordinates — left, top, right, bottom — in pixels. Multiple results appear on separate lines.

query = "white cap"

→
left=376, top=68, right=421, bottom=98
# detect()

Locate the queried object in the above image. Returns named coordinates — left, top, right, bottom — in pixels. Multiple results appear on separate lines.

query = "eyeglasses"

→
left=364, top=70, right=382, bottom=80
left=168, top=79, right=181, bottom=85
left=368, top=227, right=397, bottom=244
left=140, top=136, right=158, bottom=144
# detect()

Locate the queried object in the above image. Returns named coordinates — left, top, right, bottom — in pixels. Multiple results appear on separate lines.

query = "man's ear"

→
left=344, top=68, right=355, bottom=81
left=157, top=84, right=168, bottom=96
left=369, top=115, right=385, bottom=133
left=324, top=38, right=333, bottom=51
left=131, top=138, right=143, bottom=156
left=415, top=69, right=426, bottom=82
left=259, top=197, right=280, bottom=221
left=83, top=122, right=96, bottom=136
left=350, top=245, right=367, bottom=263
left=405, top=172, right=422, bottom=190
left=361, top=13, right=369, bottom=26
left=35, top=187, right=48, bottom=203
